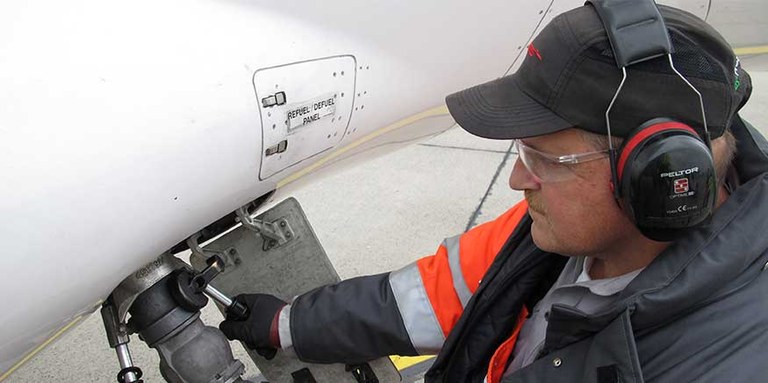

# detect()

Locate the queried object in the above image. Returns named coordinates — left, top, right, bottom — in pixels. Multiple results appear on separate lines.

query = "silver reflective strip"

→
left=445, top=235, right=473, bottom=308
left=389, top=263, right=446, bottom=354
left=278, top=304, right=293, bottom=350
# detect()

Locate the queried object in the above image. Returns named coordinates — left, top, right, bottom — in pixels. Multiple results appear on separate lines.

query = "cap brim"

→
left=445, top=74, right=572, bottom=139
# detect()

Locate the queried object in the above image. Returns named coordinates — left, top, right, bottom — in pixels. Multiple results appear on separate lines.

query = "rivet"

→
left=280, top=221, right=287, bottom=227
left=553, top=357, right=562, bottom=367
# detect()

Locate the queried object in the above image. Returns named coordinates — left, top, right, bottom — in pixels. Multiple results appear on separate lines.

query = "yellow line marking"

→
left=0, top=315, right=87, bottom=382
left=390, top=355, right=435, bottom=371
left=277, top=105, right=450, bottom=188
left=733, top=45, right=768, bottom=56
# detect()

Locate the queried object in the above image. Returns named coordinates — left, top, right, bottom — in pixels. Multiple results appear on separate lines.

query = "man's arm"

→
left=221, top=200, right=530, bottom=363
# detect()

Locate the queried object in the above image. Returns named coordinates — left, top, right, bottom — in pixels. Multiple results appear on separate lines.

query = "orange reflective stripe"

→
left=415, top=200, right=530, bottom=337
left=460, top=200, right=529, bottom=293
left=416, top=245, right=464, bottom=337
left=486, top=307, right=529, bottom=383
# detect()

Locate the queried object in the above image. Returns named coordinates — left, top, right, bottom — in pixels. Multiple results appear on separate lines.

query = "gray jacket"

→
left=505, top=117, right=768, bottom=382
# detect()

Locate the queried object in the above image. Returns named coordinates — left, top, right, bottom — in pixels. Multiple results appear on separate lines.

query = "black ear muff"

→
left=588, top=0, right=716, bottom=241
left=616, top=118, right=717, bottom=241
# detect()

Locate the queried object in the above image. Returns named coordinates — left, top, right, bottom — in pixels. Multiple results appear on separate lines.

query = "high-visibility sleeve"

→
left=392, top=201, right=529, bottom=350
left=288, top=201, right=529, bottom=363
left=289, top=272, right=419, bottom=363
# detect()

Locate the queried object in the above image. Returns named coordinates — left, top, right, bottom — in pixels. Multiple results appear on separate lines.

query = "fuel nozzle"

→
left=169, top=255, right=277, bottom=360
left=170, top=254, right=250, bottom=320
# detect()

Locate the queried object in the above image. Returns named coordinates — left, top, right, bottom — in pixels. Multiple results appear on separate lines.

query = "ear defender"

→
left=615, top=118, right=717, bottom=241
left=588, top=0, right=717, bottom=241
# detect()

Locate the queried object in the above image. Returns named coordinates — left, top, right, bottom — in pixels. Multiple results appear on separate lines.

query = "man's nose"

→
left=509, top=158, right=541, bottom=191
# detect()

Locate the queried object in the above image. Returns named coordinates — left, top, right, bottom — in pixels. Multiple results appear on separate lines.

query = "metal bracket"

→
left=186, top=232, right=224, bottom=261
left=101, top=298, right=144, bottom=383
left=221, top=247, right=242, bottom=269
left=188, top=232, right=242, bottom=269
left=236, top=205, right=295, bottom=250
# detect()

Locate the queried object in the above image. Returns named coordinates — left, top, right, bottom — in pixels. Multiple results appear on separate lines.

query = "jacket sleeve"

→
left=287, top=201, right=530, bottom=364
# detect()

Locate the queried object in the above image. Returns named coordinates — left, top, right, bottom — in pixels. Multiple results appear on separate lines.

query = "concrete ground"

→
left=5, top=68, right=767, bottom=382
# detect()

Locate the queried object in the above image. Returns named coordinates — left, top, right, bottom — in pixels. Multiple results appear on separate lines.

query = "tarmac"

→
left=5, top=69, right=767, bottom=382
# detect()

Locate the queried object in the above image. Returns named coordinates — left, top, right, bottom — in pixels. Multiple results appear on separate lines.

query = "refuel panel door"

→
left=254, top=56, right=356, bottom=180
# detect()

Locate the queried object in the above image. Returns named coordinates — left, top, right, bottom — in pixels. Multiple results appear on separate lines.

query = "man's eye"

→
left=539, top=159, right=561, bottom=170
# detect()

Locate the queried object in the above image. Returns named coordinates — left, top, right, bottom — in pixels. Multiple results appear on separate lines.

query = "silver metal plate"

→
left=191, top=197, right=401, bottom=383
left=286, top=93, right=337, bottom=131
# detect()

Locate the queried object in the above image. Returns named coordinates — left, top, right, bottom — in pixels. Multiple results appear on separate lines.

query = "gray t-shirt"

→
left=505, top=257, right=643, bottom=375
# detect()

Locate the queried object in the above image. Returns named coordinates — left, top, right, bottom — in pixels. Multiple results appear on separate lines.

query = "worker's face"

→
left=509, top=129, right=637, bottom=257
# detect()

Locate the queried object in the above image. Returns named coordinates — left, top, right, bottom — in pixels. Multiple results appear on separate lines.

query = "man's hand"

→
left=218, top=293, right=287, bottom=359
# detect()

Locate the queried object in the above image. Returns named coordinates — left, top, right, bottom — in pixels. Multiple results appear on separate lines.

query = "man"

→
left=220, top=2, right=767, bottom=381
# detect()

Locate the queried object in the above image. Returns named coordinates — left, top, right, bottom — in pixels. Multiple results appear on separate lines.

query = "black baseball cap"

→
left=446, top=4, right=752, bottom=140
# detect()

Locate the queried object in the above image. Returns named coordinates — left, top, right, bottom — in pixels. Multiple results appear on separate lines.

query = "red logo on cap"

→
left=527, top=43, right=542, bottom=61
left=674, top=178, right=689, bottom=194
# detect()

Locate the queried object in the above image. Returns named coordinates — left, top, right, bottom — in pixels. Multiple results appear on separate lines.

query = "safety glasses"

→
left=511, top=140, right=609, bottom=182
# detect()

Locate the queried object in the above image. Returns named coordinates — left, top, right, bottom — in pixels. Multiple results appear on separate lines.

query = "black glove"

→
left=219, top=293, right=287, bottom=360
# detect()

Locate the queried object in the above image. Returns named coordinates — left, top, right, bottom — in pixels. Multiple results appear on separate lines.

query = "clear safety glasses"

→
left=511, top=140, right=609, bottom=182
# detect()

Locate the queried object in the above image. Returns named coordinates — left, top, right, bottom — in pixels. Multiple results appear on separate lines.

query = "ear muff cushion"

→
left=617, top=119, right=699, bottom=181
